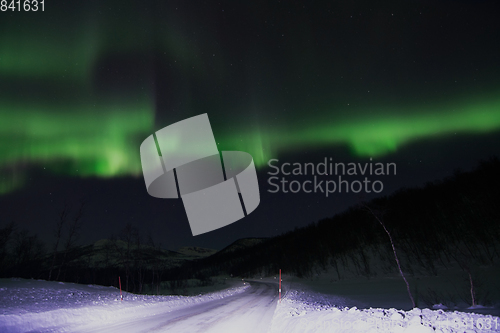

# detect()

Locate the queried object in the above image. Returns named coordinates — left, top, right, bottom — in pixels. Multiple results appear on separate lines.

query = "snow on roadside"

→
left=0, top=278, right=250, bottom=333
left=269, top=287, right=500, bottom=333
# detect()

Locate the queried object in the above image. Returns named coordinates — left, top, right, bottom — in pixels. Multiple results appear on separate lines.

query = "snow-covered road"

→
left=2, top=278, right=499, bottom=333
left=75, top=281, right=278, bottom=333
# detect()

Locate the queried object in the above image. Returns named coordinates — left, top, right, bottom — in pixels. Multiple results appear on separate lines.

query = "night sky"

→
left=1, top=0, right=499, bottom=250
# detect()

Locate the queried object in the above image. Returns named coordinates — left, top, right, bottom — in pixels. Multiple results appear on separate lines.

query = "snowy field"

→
left=0, top=278, right=250, bottom=332
left=0, top=277, right=499, bottom=332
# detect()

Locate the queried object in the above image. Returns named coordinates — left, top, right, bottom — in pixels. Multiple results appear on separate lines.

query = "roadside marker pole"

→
left=119, top=276, right=123, bottom=301
left=279, top=269, right=281, bottom=303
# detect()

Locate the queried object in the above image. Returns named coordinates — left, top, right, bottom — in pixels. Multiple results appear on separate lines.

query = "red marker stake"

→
left=119, top=276, right=123, bottom=301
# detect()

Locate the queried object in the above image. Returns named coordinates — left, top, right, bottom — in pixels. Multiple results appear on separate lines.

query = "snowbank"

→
left=269, top=287, right=500, bottom=333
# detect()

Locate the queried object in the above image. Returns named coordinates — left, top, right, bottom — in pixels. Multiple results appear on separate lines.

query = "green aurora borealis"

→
left=2, top=86, right=499, bottom=194
left=219, top=92, right=500, bottom=168
left=1, top=1, right=500, bottom=194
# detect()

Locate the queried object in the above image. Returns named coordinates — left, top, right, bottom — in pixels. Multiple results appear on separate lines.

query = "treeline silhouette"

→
left=167, top=158, right=500, bottom=284
left=0, top=158, right=499, bottom=297
left=0, top=218, right=183, bottom=294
